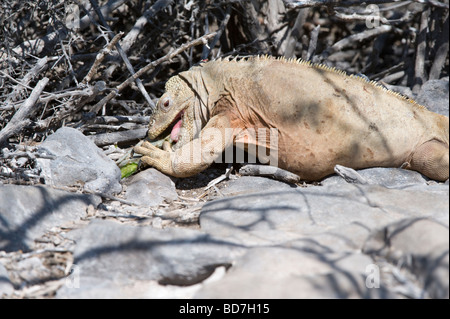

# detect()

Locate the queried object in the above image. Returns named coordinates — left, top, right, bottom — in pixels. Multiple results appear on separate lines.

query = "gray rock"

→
left=0, top=263, right=14, bottom=297
left=36, top=127, right=122, bottom=195
left=12, top=256, right=49, bottom=283
left=56, top=275, right=207, bottom=299
left=200, top=184, right=449, bottom=239
left=221, top=176, right=295, bottom=197
left=363, top=218, right=449, bottom=299
left=56, top=219, right=245, bottom=298
left=416, top=77, right=449, bottom=116
left=0, top=184, right=101, bottom=252
left=195, top=247, right=394, bottom=298
left=122, top=168, right=178, bottom=206
left=322, top=167, right=428, bottom=188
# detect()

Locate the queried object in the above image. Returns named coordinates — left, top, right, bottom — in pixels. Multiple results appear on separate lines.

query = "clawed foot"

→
left=134, top=140, right=172, bottom=171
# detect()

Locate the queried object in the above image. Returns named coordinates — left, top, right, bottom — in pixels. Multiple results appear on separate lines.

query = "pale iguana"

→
left=134, top=56, right=449, bottom=182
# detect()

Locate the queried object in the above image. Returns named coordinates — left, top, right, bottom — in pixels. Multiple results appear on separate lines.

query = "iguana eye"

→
left=160, top=97, right=171, bottom=112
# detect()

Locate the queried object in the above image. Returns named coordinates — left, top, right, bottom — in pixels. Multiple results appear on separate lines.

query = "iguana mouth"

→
left=170, top=110, right=184, bottom=143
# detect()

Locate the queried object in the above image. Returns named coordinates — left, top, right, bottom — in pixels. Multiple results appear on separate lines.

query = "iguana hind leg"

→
left=407, top=139, right=449, bottom=182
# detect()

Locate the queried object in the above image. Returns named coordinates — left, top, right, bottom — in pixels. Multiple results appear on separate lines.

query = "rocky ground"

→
left=0, top=78, right=449, bottom=299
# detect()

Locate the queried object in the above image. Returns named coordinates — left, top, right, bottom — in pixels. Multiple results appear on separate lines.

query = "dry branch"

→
left=2, top=57, right=48, bottom=111
left=0, top=77, right=49, bottom=146
left=88, top=0, right=155, bottom=110
left=413, top=8, right=430, bottom=93
left=88, top=128, right=148, bottom=147
left=82, top=32, right=124, bottom=85
left=90, top=31, right=218, bottom=114
left=429, top=13, right=449, bottom=79
left=319, top=25, right=393, bottom=60
left=0, top=0, right=129, bottom=61
left=120, top=0, right=175, bottom=53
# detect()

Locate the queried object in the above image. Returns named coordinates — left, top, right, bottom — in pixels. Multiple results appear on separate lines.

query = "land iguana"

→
left=134, top=56, right=449, bottom=182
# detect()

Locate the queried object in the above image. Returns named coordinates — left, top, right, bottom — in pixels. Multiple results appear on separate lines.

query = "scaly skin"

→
left=134, top=56, right=449, bottom=181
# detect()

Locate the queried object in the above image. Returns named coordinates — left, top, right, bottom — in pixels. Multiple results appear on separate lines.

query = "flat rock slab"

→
left=221, top=176, right=296, bottom=196
left=220, top=175, right=295, bottom=197
left=195, top=247, right=393, bottom=298
left=0, top=184, right=101, bottom=252
left=196, top=179, right=449, bottom=298
left=121, top=168, right=178, bottom=206
left=200, top=183, right=449, bottom=239
left=321, top=167, right=429, bottom=188
left=364, top=218, right=449, bottom=299
left=36, top=127, right=122, bottom=195
left=56, top=220, right=245, bottom=298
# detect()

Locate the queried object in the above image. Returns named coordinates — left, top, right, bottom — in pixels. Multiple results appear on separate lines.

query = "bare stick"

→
left=3, top=57, right=48, bottom=110
left=88, top=0, right=155, bottom=110
left=82, top=32, right=124, bottom=84
left=1, top=0, right=128, bottom=61
left=0, top=77, right=49, bottom=146
left=100, top=0, right=174, bottom=102
left=87, top=128, right=148, bottom=147
left=306, top=25, right=320, bottom=60
left=334, top=165, right=368, bottom=184
left=90, top=31, right=217, bottom=114
left=120, top=0, right=175, bottom=53
left=239, top=164, right=301, bottom=184
left=429, top=13, right=449, bottom=80
left=413, top=8, right=430, bottom=94
left=34, top=81, right=107, bottom=130
left=202, top=5, right=232, bottom=60
left=319, top=25, right=392, bottom=60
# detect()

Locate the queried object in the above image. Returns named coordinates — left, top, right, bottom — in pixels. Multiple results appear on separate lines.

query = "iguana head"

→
left=148, top=75, right=197, bottom=149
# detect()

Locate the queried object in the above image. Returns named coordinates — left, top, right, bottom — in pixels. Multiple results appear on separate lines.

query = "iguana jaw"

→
left=147, top=97, right=195, bottom=147
left=148, top=106, right=186, bottom=140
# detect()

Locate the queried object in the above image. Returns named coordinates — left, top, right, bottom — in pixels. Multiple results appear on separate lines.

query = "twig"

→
left=3, top=57, right=48, bottom=109
left=1, top=0, right=129, bottom=61
left=82, top=32, right=124, bottom=85
left=0, top=71, right=37, bottom=93
left=120, top=0, right=175, bottom=53
left=87, top=128, right=148, bottom=147
left=0, top=77, right=49, bottom=146
left=306, top=24, right=320, bottom=60
left=334, top=165, right=368, bottom=184
left=202, top=5, right=232, bottom=60
left=412, top=8, right=430, bottom=94
left=59, top=38, right=78, bottom=86
left=239, top=164, right=302, bottom=184
left=88, top=0, right=155, bottom=111
left=89, top=31, right=217, bottom=114
left=90, top=115, right=150, bottom=125
left=319, top=25, right=393, bottom=60
left=39, top=87, right=95, bottom=103
left=34, top=81, right=107, bottom=130
left=381, top=70, right=406, bottom=84
left=429, top=13, right=449, bottom=80
left=204, top=166, right=234, bottom=191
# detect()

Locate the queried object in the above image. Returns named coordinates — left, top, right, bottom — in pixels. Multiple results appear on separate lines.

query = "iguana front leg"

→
left=134, top=115, right=233, bottom=178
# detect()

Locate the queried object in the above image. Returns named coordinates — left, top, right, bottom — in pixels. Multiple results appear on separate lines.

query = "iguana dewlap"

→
left=134, top=56, right=449, bottom=182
